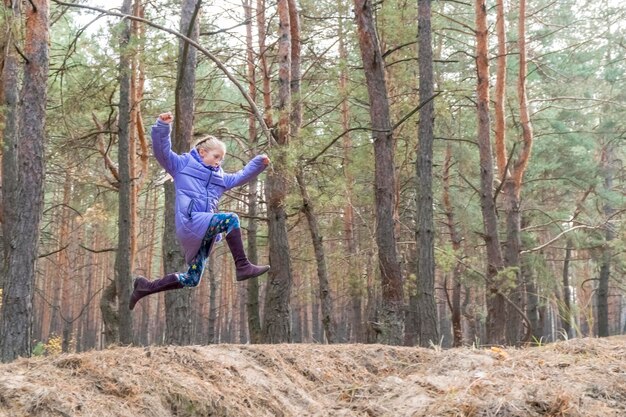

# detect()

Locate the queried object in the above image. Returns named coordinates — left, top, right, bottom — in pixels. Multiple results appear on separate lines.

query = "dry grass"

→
left=0, top=336, right=625, bottom=416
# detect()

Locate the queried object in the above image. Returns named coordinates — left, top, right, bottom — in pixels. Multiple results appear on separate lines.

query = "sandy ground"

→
left=0, top=336, right=624, bottom=417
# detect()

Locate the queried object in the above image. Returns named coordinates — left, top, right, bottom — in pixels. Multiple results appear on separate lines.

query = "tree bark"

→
left=354, top=0, right=404, bottom=345
left=115, top=0, right=134, bottom=345
left=58, top=171, right=74, bottom=352
left=560, top=237, right=573, bottom=338
left=296, top=172, right=336, bottom=343
left=0, top=0, right=21, bottom=283
left=1, top=0, right=49, bottom=362
left=597, top=145, right=614, bottom=337
left=257, top=0, right=273, bottom=129
left=415, top=0, right=439, bottom=347
left=163, top=0, right=200, bottom=345
left=262, top=0, right=294, bottom=343
left=338, top=0, right=362, bottom=344
left=289, top=0, right=335, bottom=343
left=442, top=145, right=464, bottom=347
left=494, top=0, right=507, bottom=178
left=474, top=0, right=506, bottom=345
left=243, top=0, right=262, bottom=344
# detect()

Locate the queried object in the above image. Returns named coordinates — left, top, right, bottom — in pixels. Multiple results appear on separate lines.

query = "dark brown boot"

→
left=129, top=273, right=183, bottom=310
left=226, top=228, right=270, bottom=281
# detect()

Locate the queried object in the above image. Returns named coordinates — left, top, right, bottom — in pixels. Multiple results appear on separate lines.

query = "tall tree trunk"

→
left=561, top=237, right=573, bottom=338
left=115, top=0, right=134, bottom=345
left=243, top=0, right=262, bottom=344
left=337, top=0, right=362, bottom=343
left=474, top=0, right=506, bottom=345
left=494, top=0, right=507, bottom=178
left=494, top=0, right=524, bottom=345
left=523, top=254, right=541, bottom=342
left=127, top=0, right=146, bottom=290
left=311, top=285, right=321, bottom=342
left=1, top=0, right=49, bottom=362
left=137, top=187, right=157, bottom=345
left=246, top=176, right=263, bottom=343
left=442, top=145, right=464, bottom=347
left=510, top=0, right=534, bottom=344
left=354, top=0, right=404, bottom=345
left=495, top=0, right=519, bottom=343
left=58, top=171, right=73, bottom=352
left=289, top=0, right=335, bottom=343
left=257, top=0, right=273, bottom=129
left=597, top=144, right=614, bottom=337
left=415, top=0, right=439, bottom=347
left=503, top=180, right=522, bottom=344
left=163, top=0, right=201, bottom=345
left=0, top=0, right=20, bottom=285
left=262, top=0, right=294, bottom=343
left=296, top=172, right=336, bottom=343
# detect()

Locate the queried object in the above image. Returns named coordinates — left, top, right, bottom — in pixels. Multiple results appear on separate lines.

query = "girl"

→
left=129, top=112, right=270, bottom=310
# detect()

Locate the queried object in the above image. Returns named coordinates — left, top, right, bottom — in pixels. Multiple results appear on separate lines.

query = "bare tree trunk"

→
left=243, top=0, right=262, bottom=344
left=494, top=0, right=507, bottom=178
left=257, top=0, right=273, bottom=130
left=1, top=0, right=49, bottom=362
left=127, top=0, right=146, bottom=293
left=296, top=172, right=336, bottom=343
left=503, top=180, right=522, bottom=344
left=138, top=186, right=158, bottom=345
left=560, top=238, right=573, bottom=338
left=523, top=253, right=541, bottom=342
left=59, top=171, right=73, bottom=352
left=597, top=144, right=614, bottom=337
left=442, top=145, right=464, bottom=347
left=474, top=0, right=506, bottom=345
left=246, top=177, right=263, bottom=343
left=163, top=0, right=201, bottom=345
left=338, top=0, right=362, bottom=344
left=354, top=0, right=404, bottom=345
left=494, top=0, right=522, bottom=344
left=415, top=0, right=439, bottom=347
left=289, top=0, right=335, bottom=343
left=262, top=0, right=294, bottom=343
left=0, top=0, right=20, bottom=281
left=311, top=285, right=321, bottom=342
left=114, top=0, right=134, bottom=345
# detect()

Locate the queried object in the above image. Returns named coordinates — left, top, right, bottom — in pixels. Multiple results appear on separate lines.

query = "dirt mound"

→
left=0, top=336, right=624, bottom=416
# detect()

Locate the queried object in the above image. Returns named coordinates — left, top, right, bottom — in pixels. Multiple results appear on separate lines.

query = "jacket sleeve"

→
left=151, top=119, right=186, bottom=175
left=223, top=155, right=267, bottom=190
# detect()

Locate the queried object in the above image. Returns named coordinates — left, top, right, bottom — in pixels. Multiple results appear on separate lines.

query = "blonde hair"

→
left=192, top=135, right=226, bottom=155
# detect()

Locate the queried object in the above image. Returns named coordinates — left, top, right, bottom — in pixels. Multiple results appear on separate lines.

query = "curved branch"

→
left=51, top=0, right=273, bottom=145
left=520, top=224, right=597, bottom=254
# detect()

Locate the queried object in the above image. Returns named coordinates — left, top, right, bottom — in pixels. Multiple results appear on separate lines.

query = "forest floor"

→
left=0, top=336, right=624, bottom=417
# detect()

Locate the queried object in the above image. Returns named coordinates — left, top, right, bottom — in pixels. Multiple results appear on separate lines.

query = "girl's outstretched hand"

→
left=158, top=112, right=173, bottom=124
left=260, top=154, right=271, bottom=166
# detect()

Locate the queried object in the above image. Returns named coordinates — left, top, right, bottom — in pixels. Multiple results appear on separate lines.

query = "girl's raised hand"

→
left=158, top=112, right=173, bottom=124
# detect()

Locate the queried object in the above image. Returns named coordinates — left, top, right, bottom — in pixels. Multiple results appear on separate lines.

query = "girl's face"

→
left=199, top=147, right=224, bottom=168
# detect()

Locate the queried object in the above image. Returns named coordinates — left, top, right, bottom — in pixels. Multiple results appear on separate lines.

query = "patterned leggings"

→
left=178, top=213, right=240, bottom=287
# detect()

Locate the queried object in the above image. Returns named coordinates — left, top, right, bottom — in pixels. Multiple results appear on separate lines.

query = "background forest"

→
left=0, top=0, right=624, bottom=362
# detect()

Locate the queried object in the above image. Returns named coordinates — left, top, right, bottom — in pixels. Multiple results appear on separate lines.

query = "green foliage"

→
left=32, top=335, right=63, bottom=357
left=31, top=342, right=45, bottom=357
left=435, top=244, right=458, bottom=274
left=495, top=267, right=520, bottom=293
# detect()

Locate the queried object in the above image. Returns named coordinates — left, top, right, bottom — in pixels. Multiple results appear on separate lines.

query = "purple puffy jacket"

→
left=151, top=119, right=267, bottom=264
